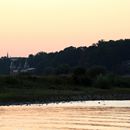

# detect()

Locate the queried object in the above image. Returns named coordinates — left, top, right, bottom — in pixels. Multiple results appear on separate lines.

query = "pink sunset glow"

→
left=0, top=0, right=130, bottom=57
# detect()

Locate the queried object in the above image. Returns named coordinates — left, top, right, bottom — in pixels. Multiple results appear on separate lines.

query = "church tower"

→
left=7, top=53, right=9, bottom=58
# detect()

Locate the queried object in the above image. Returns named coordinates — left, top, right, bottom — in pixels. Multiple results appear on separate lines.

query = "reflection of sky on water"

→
left=0, top=101, right=130, bottom=130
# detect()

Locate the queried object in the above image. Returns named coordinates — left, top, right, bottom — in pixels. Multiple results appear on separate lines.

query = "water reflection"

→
left=0, top=101, right=130, bottom=130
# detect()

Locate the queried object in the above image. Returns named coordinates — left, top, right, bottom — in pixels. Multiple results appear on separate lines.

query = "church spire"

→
left=7, top=52, right=9, bottom=58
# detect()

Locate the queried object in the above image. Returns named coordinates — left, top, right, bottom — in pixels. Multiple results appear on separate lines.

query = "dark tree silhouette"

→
left=0, top=39, right=130, bottom=75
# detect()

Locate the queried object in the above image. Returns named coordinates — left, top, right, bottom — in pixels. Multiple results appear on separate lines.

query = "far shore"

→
left=0, top=100, right=130, bottom=108
left=0, top=75, right=130, bottom=106
left=0, top=94, right=130, bottom=106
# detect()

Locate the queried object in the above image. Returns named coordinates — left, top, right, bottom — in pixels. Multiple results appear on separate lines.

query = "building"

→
left=10, top=58, right=36, bottom=75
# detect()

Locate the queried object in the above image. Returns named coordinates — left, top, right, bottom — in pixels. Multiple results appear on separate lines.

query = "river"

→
left=0, top=100, right=130, bottom=130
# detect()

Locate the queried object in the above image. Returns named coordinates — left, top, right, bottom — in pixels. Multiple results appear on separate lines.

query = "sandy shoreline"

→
left=0, top=100, right=130, bottom=107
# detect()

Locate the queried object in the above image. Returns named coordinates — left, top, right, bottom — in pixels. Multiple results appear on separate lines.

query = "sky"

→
left=0, top=0, right=130, bottom=57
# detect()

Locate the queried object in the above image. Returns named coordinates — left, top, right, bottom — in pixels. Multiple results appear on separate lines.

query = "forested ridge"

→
left=0, top=39, right=130, bottom=104
left=0, top=39, right=130, bottom=75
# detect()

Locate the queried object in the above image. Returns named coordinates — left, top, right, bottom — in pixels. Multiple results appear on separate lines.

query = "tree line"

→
left=0, top=39, right=130, bottom=75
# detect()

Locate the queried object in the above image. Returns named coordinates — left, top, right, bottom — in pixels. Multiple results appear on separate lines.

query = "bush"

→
left=4, top=76, right=19, bottom=85
left=93, top=74, right=114, bottom=89
left=72, top=68, right=92, bottom=86
left=114, top=76, right=130, bottom=88
left=73, top=67, right=86, bottom=76
left=87, top=66, right=107, bottom=78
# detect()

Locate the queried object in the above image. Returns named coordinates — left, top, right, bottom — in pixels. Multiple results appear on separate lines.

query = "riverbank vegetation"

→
left=0, top=68, right=130, bottom=104
left=0, top=39, right=130, bottom=104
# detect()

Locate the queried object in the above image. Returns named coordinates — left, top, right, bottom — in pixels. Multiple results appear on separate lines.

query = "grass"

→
left=0, top=75, right=130, bottom=105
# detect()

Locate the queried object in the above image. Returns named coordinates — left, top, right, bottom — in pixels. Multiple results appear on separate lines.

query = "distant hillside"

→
left=0, top=39, right=130, bottom=75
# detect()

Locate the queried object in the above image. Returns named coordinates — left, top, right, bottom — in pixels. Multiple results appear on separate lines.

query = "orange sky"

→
left=0, top=0, right=130, bottom=57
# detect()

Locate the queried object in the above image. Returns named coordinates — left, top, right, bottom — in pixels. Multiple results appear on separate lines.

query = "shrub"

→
left=73, top=67, right=86, bottom=76
left=93, top=74, right=114, bottom=89
left=72, top=68, right=92, bottom=86
left=4, top=76, right=19, bottom=85
left=87, top=66, right=107, bottom=78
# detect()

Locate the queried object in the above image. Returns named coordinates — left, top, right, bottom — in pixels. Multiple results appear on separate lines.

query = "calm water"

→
left=0, top=101, right=130, bottom=130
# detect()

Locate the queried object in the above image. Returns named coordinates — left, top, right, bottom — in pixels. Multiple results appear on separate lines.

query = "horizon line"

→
left=1, top=38, right=129, bottom=58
